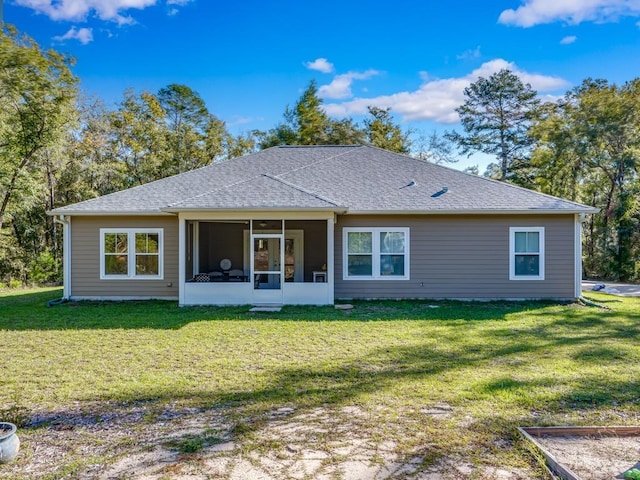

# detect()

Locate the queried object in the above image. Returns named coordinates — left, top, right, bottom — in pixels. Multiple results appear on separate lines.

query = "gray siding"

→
left=70, top=216, right=179, bottom=298
left=334, top=215, right=576, bottom=300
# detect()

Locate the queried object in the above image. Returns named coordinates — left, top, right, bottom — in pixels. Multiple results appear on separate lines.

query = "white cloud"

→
left=498, top=0, right=640, bottom=27
left=560, top=35, right=577, bottom=44
left=457, top=46, right=481, bottom=60
left=53, top=26, right=94, bottom=44
left=323, top=59, right=569, bottom=124
left=304, top=58, right=335, bottom=74
left=318, top=69, right=380, bottom=100
left=14, top=0, right=191, bottom=24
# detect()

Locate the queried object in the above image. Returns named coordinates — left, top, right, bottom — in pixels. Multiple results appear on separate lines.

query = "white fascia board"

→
left=162, top=207, right=347, bottom=214
left=345, top=208, right=599, bottom=215
left=46, top=210, right=175, bottom=216
left=176, top=210, right=338, bottom=221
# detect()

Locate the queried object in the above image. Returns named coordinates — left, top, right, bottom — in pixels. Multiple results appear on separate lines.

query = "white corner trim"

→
left=574, top=214, right=582, bottom=298
left=54, top=215, right=72, bottom=299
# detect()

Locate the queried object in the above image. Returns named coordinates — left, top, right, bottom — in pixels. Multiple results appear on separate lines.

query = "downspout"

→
left=52, top=215, right=71, bottom=302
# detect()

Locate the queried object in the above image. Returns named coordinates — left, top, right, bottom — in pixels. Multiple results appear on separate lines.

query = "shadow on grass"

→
left=19, top=318, right=640, bottom=431
left=6, top=290, right=639, bottom=417
left=12, top=337, right=639, bottom=480
left=0, top=287, right=572, bottom=331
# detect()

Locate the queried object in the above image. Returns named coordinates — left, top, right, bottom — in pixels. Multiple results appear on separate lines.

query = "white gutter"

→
left=161, top=207, right=348, bottom=214
left=54, top=215, right=71, bottom=300
left=345, top=208, right=600, bottom=215
left=47, top=210, right=174, bottom=217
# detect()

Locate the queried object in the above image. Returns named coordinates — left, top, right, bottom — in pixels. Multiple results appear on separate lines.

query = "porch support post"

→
left=178, top=213, right=186, bottom=306
left=327, top=215, right=335, bottom=305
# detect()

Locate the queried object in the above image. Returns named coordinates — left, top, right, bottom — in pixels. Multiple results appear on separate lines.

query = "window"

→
left=509, top=227, right=544, bottom=280
left=100, top=228, right=163, bottom=279
left=344, top=228, right=409, bottom=280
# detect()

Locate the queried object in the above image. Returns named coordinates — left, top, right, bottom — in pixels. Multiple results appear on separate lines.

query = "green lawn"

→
left=1, top=287, right=639, bottom=478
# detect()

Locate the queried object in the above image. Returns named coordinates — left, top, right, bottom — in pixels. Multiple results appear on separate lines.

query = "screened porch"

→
left=179, top=216, right=334, bottom=305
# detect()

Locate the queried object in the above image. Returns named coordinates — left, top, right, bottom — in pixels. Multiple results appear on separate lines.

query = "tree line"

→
left=0, top=26, right=637, bottom=285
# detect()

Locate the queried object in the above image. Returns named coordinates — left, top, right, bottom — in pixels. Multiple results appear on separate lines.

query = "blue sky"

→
left=7, top=0, right=640, bottom=170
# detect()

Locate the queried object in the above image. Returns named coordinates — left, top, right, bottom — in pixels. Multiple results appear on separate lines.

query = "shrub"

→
left=8, top=279, right=22, bottom=289
left=28, top=250, right=61, bottom=285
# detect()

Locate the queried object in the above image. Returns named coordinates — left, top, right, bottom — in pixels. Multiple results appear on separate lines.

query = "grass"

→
left=1, top=287, right=639, bottom=478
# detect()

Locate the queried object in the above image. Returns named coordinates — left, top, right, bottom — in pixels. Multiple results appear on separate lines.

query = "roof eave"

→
left=160, top=206, right=348, bottom=214
left=346, top=208, right=600, bottom=215
left=47, top=209, right=174, bottom=217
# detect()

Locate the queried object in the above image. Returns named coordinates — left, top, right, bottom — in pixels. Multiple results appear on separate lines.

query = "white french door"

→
left=251, top=234, right=283, bottom=304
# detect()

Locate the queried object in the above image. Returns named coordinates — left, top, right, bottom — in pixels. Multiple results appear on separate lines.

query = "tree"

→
left=109, top=89, right=170, bottom=187
left=157, top=84, right=219, bottom=173
left=0, top=26, right=78, bottom=233
left=446, top=69, right=541, bottom=182
left=530, top=78, right=640, bottom=280
left=259, top=81, right=364, bottom=148
left=363, top=107, right=411, bottom=153
left=412, top=131, right=457, bottom=164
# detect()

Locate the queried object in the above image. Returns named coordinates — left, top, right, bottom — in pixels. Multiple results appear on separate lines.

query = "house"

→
left=48, top=145, right=597, bottom=306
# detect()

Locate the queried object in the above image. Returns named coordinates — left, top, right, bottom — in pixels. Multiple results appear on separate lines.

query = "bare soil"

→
left=536, top=434, right=640, bottom=480
left=0, top=402, right=532, bottom=480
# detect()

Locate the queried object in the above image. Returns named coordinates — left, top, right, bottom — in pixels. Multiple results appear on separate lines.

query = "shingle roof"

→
left=50, top=145, right=597, bottom=215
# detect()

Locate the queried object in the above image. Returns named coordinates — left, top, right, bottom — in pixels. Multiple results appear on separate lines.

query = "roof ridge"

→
left=261, top=173, right=344, bottom=207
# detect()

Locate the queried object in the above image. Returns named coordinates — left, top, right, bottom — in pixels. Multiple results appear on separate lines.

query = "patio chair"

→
left=208, top=271, right=223, bottom=281
left=228, top=269, right=245, bottom=281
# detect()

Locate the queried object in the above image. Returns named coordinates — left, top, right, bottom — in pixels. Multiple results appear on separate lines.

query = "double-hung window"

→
left=509, top=227, right=544, bottom=280
left=344, top=228, right=409, bottom=280
left=100, top=228, right=164, bottom=279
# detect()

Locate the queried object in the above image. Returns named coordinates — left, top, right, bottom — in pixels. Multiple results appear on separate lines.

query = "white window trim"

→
left=509, top=227, right=545, bottom=281
left=100, top=228, right=164, bottom=280
left=343, top=227, right=410, bottom=280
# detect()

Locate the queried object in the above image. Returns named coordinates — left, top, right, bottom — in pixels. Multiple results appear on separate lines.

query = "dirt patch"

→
left=536, top=434, right=640, bottom=480
left=0, top=402, right=532, bottom=480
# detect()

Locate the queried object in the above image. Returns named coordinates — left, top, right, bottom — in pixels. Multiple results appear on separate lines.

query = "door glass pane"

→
left=254, top=237, right=281, bottom=271
left=253, top=273, right=281, bottom=290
